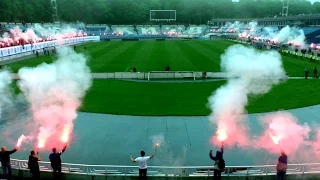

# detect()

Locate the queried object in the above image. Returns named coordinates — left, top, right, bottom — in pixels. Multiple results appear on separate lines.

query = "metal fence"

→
left=7, top=159, right=320, bottom=177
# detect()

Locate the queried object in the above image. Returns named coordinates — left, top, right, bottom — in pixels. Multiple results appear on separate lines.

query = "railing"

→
left=6, top=159, right=320, bottom=177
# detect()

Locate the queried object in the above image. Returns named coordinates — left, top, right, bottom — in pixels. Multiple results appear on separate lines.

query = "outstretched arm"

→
left=130, top=155, right=136, bottom=162
left=149, top=146, right=158, bottom=159
left=221, top=142, right=224, bottom=154
left=60, top=145, right=67, bottom=154
left=209, top=150, right=216, bottom=161
left=37, top=152, right=41, bottom=161
left=9, top=148, right=18, bottom=155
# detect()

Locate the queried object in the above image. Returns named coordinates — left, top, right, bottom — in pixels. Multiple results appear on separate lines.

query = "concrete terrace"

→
left=1, top=105, right=320, bottom=167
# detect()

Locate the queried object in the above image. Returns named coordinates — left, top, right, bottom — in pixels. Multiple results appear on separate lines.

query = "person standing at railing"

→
left=276, top=150, right=287, bottom=180
left=0, top=146, right=19, bottom=180
left=28, top=150, right=41, bottom=180
left=49, top=145, right=67, bottom=180
left=130, top=145, right=158, bottom=180
left=209, top=142, right=225, bottom=180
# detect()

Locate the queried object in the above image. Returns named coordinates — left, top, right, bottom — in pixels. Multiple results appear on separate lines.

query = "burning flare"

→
left=217, top=129, right=227, bottom=142
left=61, top=125, right=71, bottom=143
left=269, top=132, right=281, bottom=145
left=16, top=134, right=25, bottom=147
left=37, top=139, right=45, bottom=148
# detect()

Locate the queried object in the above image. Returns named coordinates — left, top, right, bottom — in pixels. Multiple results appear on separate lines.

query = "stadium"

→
left=1, top=0, right=320, bottom=179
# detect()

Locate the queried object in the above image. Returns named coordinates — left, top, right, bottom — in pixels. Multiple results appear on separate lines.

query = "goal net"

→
left=147, top=71, right=196, bottom=81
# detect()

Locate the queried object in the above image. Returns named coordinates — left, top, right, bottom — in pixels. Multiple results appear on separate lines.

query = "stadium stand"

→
left=86, top=25, right=110, bottom=36
left=185, top=25, right=206, bottom=36
left=137, top=25, right=160, bottom=35
left=161, top=25, right=184, bottom=35
left=302, top=27, right=320, bottom=35
left=112, top=25, right=137, bottom=35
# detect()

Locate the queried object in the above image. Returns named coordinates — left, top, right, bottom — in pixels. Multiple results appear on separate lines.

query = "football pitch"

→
left=6, top=40, right=320, bottom=116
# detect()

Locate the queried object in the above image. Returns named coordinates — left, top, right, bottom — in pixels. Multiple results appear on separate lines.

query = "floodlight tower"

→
left=51, top=0, right=59, bottom=23
left=282, top=0, right=289, bottom=17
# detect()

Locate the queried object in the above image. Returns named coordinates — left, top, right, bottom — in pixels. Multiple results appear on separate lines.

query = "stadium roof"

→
left=212, top=14, right=320, bottom=22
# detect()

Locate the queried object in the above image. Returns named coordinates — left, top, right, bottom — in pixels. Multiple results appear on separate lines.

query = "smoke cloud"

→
left=0, top=24, right=86, bottom=47
left=0, top=70, right=14, bottom=109
left=209, top=44, right=286, bottom=147
left=17, top=47, right=92, bottom=149
left=269, top=26, right=306, bottom=47
left=255, top=112, right=310, bottom=156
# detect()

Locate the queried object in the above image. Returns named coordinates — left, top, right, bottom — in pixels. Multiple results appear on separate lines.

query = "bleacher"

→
left=161, top=25, right=184, bottom=35
left=112, top=25, right=137, bottom=35
left=137, top=25, right=160, bottom=35
left=302, top=27, right=320, bottom=35
left=86, top=26, right=110, bottom=36
left=185, top=25, right=206, bottom=36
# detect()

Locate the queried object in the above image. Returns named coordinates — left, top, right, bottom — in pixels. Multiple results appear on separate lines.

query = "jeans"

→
left=31, top=170, right=40, bottom=180
left=276, top=171, right=286, bottom=180
left=1, top=162, right=12, bottom=180
left=52, top=166, right=62, bottom=180
left=213, top=169, right=222, bottom=180
left=139, top=168, right=147, bottom=180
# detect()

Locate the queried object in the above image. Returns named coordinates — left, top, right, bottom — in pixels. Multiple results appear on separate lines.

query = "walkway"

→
left=0, top=105, right=319, bottom=167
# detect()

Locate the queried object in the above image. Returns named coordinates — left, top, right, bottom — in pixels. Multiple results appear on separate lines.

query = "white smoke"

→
left=209, top=44, right=286, bottom=147
left=0, top=71, right=14, bottom=117
left=33, top=24, right=83, bottom=40
left=17, top=47, right=92, bottom=149
left=271, top=26, right=306, bottom=47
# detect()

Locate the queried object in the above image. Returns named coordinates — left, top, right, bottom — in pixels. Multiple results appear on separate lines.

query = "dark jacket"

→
left=49, top=146, right=67, bottom=168
left=276, top=154, right=288, bottom=172
left=28, top=155, right=40, bottom=172
left=0, top=149, right=17, bottom=164
left=209, top=145, right=224, bottom=170
left=209, top=145, right=224, bottom=161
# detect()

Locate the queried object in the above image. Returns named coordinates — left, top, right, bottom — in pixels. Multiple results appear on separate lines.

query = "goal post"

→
left=147, top=71, right=196, bottom=81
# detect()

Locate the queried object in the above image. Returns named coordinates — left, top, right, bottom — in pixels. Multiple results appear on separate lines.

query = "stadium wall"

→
left=0, top=36, right=100, bottom=58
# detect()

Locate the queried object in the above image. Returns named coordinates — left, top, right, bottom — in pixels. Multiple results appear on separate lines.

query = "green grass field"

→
left=7, top=40, right=318, bottom=76
left=6, top=40, right=320, bottom=116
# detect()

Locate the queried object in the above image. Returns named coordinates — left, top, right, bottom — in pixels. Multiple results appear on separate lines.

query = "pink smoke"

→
left=1, top=25, right=86, bottom=48
left=255, top=112, right=310, bottom=156
left=18, top=47, right=92, bottom=150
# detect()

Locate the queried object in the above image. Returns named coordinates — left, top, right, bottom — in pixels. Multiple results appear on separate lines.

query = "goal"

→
left=147, top=71, right=196, bottom=81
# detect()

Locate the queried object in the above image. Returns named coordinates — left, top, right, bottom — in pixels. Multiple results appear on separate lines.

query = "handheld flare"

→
left=61, top=124, right=70, bottom=143
left=16, top=134, right=25, bottom=147
left=269, top=132, right=281, bottom=145
left=217, top=129, right=227, bottom=142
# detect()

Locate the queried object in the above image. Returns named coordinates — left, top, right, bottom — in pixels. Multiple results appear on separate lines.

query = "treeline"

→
left=1, top=0, right=320, bottom=24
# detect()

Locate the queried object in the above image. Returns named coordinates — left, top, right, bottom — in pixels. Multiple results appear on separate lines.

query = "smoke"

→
left=17, top=47, right=92, bottom=149
left=151, top=134, right=165, bottom=147
left=150, top=134, right=188, bottom=172
left=255, top=112, right=310, bottom=156
left=33, top=24, right=84, bottom=41
left=270, top=26, right=306, bottom=47
left=0, top=24, right=86, bottom=47
left=0, top=70, right=14, bottom=109
left=208, top=44, right=286, bottom=147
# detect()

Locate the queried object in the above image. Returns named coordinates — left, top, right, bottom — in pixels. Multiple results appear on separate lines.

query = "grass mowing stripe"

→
left=133, top=41, right=154, bottom=72
left=189, top=41, right=224, bottom=71
left=177, top=41, right=218, bottom=72
left=168, top=41, right=195, bottom=71
left=92, top=42, right=137, bottom=72
left=105, top=42, right=146, bottom=72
